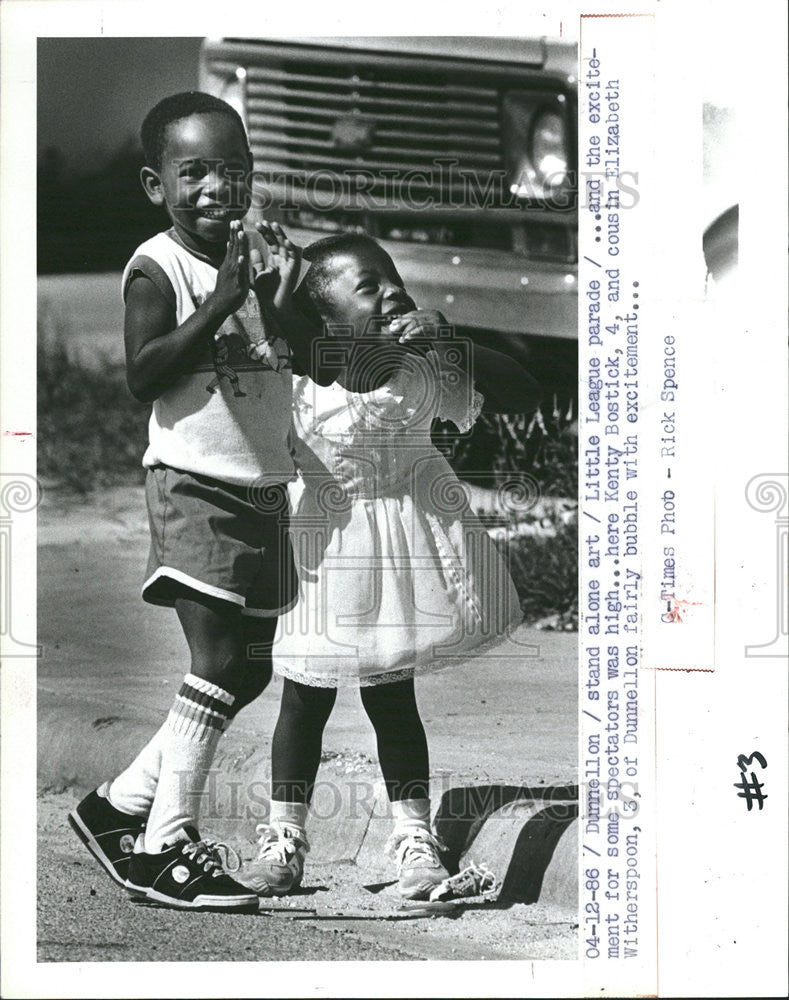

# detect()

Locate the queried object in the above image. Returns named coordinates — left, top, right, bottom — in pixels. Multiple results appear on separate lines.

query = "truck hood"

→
left=213, top=35, right=576, bottom=71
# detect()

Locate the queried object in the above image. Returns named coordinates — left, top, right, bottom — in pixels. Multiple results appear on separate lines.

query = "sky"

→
left=37, top=38, right=203, bottom=170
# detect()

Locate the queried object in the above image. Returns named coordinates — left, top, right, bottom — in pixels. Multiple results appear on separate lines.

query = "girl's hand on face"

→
left=386, top=309, right=446, bottom=345
left=212, top=221, right=250, bottom=314
left=252, top=220, right=303, bottom=308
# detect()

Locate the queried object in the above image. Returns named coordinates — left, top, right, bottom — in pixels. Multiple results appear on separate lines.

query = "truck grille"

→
left=216, top=53, right=508, bottom=198
left=250, top=68, right=501, bottom=178
left=206, top=43, right=575, bottom=260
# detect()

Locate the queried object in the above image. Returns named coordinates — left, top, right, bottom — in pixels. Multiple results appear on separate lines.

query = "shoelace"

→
left=254, top=823, right=308, bottom=864
left=181, top=839, right=242, bottom=877
left=428, top=862, right=498, bottom=901
left=386, top=829, right=447, bottom=868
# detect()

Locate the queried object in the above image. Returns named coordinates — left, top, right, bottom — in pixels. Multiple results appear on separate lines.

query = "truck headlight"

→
left=502, top=91, right=570, bottom=202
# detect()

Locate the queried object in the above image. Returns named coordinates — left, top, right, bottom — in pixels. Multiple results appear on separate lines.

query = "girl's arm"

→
left=388, top=309, right=542, bottom=415
left=465, top=342, right=542, bottom=415
left=124, top=224, right=249, bottom=403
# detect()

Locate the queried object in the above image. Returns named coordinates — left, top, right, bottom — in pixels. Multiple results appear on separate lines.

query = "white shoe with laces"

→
left=428, top=862, right=498, bottom=901
left=239, top=821, right=309, bottom=897
left=387, top=828, right=450, bottom=900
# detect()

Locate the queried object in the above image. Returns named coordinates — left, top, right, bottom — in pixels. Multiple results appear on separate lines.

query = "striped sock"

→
left=168, top=672, right=234, bottom=740
left=106, top=680, right=246, bottom=818
left=143, top=674, right=235, bottom=853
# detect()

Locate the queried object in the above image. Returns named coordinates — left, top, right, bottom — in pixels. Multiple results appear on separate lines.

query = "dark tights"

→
left=270, top=677, right=429, bottom=804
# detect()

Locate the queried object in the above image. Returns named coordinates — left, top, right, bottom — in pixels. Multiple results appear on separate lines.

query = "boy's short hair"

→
left=299, top=233, right=387, bottom=316
left=141, top=91, right=250, bottom=172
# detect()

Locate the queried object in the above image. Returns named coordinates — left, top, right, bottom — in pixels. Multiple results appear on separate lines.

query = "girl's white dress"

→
left=272, top=350, right=522, bottom=687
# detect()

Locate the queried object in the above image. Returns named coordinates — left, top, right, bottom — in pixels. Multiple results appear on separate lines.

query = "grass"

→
left=38, top=315, right=149, bottom=493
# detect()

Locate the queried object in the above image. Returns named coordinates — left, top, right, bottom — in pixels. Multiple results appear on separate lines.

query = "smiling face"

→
left=318, top=244, right=416, bottom=339
left=141, top=112, right=251, bottom=257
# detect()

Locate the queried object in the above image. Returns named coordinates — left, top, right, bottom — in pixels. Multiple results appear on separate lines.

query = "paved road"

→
left=38, top=792, right=414, bottom=963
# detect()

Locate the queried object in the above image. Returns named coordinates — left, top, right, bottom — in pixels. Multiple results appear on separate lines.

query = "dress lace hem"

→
left=272, top=609, right=524, bottom=689
left=275, top=662, right=417, bottom=688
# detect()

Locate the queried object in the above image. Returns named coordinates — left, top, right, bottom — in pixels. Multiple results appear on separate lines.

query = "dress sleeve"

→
left=434, top=346, right=485, bottom=433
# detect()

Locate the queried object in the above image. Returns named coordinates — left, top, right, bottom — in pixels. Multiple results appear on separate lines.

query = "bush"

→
left=434, top=397, right=577, bottom=498
left=495, top=517, right=578, bottom=630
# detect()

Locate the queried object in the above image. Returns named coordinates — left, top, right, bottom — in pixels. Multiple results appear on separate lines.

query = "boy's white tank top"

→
left=122, top=230, right=295, bottom=487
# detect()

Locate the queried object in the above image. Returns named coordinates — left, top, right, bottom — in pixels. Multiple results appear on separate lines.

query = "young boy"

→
left=68, top=92, right=305, bottom=910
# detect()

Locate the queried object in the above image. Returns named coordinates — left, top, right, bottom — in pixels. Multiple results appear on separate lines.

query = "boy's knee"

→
left=188, top=647, right=247, bottom=690
left=244, top=639, right=274, bottom=670
left=227, top=664, right=272, bottom=717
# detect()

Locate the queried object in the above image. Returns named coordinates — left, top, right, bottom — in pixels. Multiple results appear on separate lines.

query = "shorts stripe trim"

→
left=240, top=595, right=298, bottom=618
left=143, top=567, right=246, bottom=608
left=142, top=567, right=294, bottom=617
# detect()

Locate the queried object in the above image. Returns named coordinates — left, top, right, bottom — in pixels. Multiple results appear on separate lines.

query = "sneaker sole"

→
left=399, top=886, right=431, bottom=900
left=67, top=810, right=132, bottom=889
left=399, top=878, right=448, bottom=900
left=124, top=880, right=259, bottom=912
left=236, top=873, right=299, bottom=897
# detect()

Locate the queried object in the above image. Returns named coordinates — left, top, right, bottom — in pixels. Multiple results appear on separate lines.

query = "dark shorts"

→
left=143, top=464, right=298, bottom=618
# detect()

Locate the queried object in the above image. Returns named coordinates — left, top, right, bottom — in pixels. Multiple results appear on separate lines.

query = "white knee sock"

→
left=105, top=723, right=168, bottom=817
left=143, top=674, right=234, bottom=853
left=391, top=797, right=432, bottom=839
left=105, top=707, right=241, bottom=819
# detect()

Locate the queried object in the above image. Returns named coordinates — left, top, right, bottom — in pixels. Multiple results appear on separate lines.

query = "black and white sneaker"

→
left=125, top=826, right=259, bottom=911
left=68, top=786, right=146, bottom=888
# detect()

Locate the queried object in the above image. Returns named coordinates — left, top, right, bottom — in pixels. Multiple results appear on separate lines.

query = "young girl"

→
left=240, top=233, right=542, bottom=900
